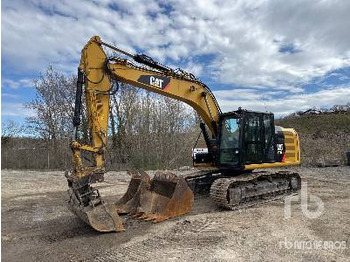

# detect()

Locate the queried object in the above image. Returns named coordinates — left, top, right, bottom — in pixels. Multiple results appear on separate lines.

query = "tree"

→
left=108, top=84, right=198, bottom=169
left=26, top=66, right=78, bottom=140
left=25, top=66, right=80, bottom=169
left=1, top=120, right=24, bottom=138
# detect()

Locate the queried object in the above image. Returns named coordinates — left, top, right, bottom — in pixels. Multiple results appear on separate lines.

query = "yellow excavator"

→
left=66, top=36, right=301, bottom=232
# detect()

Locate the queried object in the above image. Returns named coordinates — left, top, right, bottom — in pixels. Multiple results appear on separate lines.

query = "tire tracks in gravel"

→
left=93, top=217, right=224, bottom=262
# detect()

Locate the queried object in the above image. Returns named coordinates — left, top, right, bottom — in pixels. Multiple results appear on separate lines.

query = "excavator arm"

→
left=67, top=36, right=220, bottom=232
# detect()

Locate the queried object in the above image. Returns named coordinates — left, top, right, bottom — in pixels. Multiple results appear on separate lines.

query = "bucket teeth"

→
left=132, top=212, right=144, bottom=218
left=153, top=216, right=168, bottom=223
left=143, top=216, right=155, bottom=221
left=138, top=214, right=149, bottom=219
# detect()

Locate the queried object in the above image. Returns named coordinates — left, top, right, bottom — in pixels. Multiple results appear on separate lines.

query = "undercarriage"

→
left=185, top=169, right=301, bottom=210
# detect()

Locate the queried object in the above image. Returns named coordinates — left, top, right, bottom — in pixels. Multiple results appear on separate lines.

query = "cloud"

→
left=3, top=0, right=350, bottom=88
left=1, top=102, right=36, bottom=117
left=2, top=93, right=19, bottom=99
left=215, top=86, right=350, bottom=117
left=2, top=78, right=34, bottom=89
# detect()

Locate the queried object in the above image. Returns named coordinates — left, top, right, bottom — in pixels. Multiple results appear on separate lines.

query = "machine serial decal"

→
left=137, top=75, right=170, bottom=89
left=277, top=144, right=284, bottom=155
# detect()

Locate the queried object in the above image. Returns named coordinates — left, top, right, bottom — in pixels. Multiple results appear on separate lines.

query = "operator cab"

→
left=193, top=109, right=283, bottom=169
left=218, top=109, right=278, bottom=168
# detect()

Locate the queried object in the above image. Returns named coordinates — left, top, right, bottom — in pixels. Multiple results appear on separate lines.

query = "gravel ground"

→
left=1, top=167, right=350, bottom=261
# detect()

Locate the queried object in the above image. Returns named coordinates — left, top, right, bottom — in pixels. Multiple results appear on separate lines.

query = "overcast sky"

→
left=2, top=0, right=350, bottom=125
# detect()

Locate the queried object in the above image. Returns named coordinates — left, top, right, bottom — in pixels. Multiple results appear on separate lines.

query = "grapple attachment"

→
left=126, top=172, right=194, bottom=222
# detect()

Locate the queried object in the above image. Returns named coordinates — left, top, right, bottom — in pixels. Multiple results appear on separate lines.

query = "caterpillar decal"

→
left=137, top=75, right=170, bottom=89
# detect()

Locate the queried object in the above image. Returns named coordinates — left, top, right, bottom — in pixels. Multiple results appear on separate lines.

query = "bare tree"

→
left=24, top=66, right=80, bottom=169
left=107, top=84, right=198, bottom=170
left=1, top=120, right=24, bottom=138
left=26, top=66, right=77, bottom=140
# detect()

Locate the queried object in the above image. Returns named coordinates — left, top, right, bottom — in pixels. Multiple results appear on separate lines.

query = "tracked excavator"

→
left=66, top=36, right=301, bottom=232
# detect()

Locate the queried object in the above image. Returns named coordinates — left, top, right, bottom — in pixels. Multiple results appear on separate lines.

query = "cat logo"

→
left=137, top=75, right=170, bottom=90
left=150, top=76, right=164, bottom=88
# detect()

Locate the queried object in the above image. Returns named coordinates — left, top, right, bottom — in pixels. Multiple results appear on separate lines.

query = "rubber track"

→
left=210, top=171, right=301, bottom=210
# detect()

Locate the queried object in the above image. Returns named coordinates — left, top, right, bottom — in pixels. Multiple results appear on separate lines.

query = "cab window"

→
left=219, top=117, right=240, bottom=165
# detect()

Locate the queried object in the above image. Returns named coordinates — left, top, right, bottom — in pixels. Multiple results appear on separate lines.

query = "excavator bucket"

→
left=67, top=186, right=124, bottom=232
left=115, top=170, right=151, bottom=214
left=129, top=172, right=194, bottom=222
left=68, top=202, right=124, bottom=232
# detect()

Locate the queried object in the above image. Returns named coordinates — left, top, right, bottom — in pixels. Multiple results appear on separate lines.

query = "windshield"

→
left=219, top=117, right=240, bottom=165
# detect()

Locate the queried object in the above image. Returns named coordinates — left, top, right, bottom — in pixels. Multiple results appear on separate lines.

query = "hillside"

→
left=276, top=111, right=350, bottom=166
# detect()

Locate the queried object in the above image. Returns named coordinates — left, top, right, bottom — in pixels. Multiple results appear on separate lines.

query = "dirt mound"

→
left=276, top=112, right=350, bottom=166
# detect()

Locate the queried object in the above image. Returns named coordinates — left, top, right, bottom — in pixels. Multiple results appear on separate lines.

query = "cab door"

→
left=243, top=113, right=263, bottom=164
